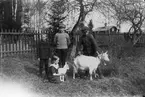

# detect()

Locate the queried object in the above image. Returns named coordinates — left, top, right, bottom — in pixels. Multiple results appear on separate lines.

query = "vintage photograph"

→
left=0, top=0, right=145, bottom=97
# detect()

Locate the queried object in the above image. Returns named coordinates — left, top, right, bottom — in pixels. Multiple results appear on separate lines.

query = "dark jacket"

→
left=48, top=65, right=60, bottom=83
left=78, top=33, right=98, bottom=56
left=37, top=39, right=51, bottom=59
left=48, top=66, right=58, bottom=77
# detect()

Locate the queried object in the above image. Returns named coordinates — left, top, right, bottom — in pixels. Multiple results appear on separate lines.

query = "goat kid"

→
left=73, top=51, right=109, bottom=80
left=58, top=62, right=69, bottom=82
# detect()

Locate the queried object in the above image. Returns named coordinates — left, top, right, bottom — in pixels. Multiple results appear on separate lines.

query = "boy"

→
left=37, top=33, right=51, bottom=79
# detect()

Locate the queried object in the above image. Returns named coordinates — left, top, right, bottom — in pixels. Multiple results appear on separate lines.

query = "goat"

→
left=73, top=51, right=109, bottom=80
left=58, top=62, right=69, bottom=82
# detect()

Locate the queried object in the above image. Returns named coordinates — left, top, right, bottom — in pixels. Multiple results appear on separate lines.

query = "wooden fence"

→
left=0, top=31, right=145, bottom=58
left=0, top=30, right=54, bottom=58
left=94, top=33, right=145, bottom=47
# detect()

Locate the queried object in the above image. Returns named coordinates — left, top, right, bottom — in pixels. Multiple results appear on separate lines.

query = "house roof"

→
left=93, top=26, right=117, bottom=32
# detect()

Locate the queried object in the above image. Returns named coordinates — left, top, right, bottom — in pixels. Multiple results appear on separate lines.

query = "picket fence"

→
left=0, top=30, right=54, bottom=58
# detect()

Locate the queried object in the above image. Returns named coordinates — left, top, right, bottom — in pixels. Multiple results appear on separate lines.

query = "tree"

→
left=46, top=0, right=67, bottom=43
left=66, top=0, right=98, bottom=59
left=99, top=0, right=145, bottom=45
left=69, top=0, right=98, bottom=34
left=0, top=0, right=22, bottom=30
left=21, top=0, right=49, bottom=31
left=88, top=19, right=94, bottom=32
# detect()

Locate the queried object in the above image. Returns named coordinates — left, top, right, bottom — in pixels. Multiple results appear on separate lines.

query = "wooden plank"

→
left=18, top=36, right=21, bottom=54
left=8, top=35, right=11, bottom=56
left=15, top=35, right=18, bottom=54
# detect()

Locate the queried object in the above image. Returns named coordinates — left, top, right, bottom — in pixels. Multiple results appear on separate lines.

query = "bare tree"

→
left=66, top=0, right=99, bottom=59
left=12, top=0, right=18, bottom=20
left=69, top=0, right=98, bottom=34
left=100, top=0, right=145, bottom=45
left=22, top=0, right=51, bottom=30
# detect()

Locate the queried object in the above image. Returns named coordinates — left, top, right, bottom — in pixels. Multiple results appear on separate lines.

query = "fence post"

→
left=0, top=31, right=3, bottom=75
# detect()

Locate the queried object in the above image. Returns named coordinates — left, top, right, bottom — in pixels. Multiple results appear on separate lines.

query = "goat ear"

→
left=96, top=51, right=100, bottom=55
left=105, top=51, right=108, bottom=54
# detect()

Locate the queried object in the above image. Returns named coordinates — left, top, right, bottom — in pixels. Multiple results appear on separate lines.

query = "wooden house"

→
left=93, top=26, right=121, bottom=47
left=93, top=26, right=118, bottom=34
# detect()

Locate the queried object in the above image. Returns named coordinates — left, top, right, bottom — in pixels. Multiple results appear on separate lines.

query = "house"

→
left=93, top=26, right=119, bottom=34
left=93, top=26, right=120, bottom=47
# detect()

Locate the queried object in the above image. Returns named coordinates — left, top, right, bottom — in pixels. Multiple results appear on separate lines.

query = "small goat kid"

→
left=73, top=51, right=110, bottom=80
left=58, top=62, right=69, bottom=82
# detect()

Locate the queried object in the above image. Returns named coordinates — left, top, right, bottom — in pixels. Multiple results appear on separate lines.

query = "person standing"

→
left=37, top=33, right=51, bottom=78
left=78, top=26, right=99, bottom=56
left=54, top=29, right=70, bottom=68
left=77, top=26, right=103, bottom=78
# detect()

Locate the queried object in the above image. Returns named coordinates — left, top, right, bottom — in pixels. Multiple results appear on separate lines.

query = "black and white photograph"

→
left=0, top=0, right=145, bottom=97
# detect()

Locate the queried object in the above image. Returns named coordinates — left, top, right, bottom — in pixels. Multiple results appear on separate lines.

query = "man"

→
left=78, top=26, right=98, bottom=56
left=77, top=26, right=103, bottom=78
left=37, top=33, right=51, bottom=78
left=54, top=28, right=70, bottom=68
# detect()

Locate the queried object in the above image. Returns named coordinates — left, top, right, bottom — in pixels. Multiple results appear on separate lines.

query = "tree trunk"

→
left=128, top=25, right=142, bottom=46
left=70, top=0, right=85, bottom=60
left=14, top=0, right=18, bottom=20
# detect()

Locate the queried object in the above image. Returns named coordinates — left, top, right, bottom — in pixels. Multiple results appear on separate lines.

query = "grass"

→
left=0, top=48, right=145, bottom=97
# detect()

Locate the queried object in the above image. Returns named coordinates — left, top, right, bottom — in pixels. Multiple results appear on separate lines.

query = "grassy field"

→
left=0, top=47, right=145, bottom=97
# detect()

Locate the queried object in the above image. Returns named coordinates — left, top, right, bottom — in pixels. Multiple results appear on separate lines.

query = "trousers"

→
left=55, top=49, right=68, bottom=68
left=39, top=59, right=49, bottom=77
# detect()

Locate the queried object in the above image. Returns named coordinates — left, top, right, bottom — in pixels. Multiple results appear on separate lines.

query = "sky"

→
left=86, top=11, right=116, bottom=29
left=67, top=10, right=131, bottom=33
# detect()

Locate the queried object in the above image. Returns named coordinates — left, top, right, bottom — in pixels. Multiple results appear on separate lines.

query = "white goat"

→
left=58, top=62, right=69, bottom=82
left=73, top=51, right=110, bottom=80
